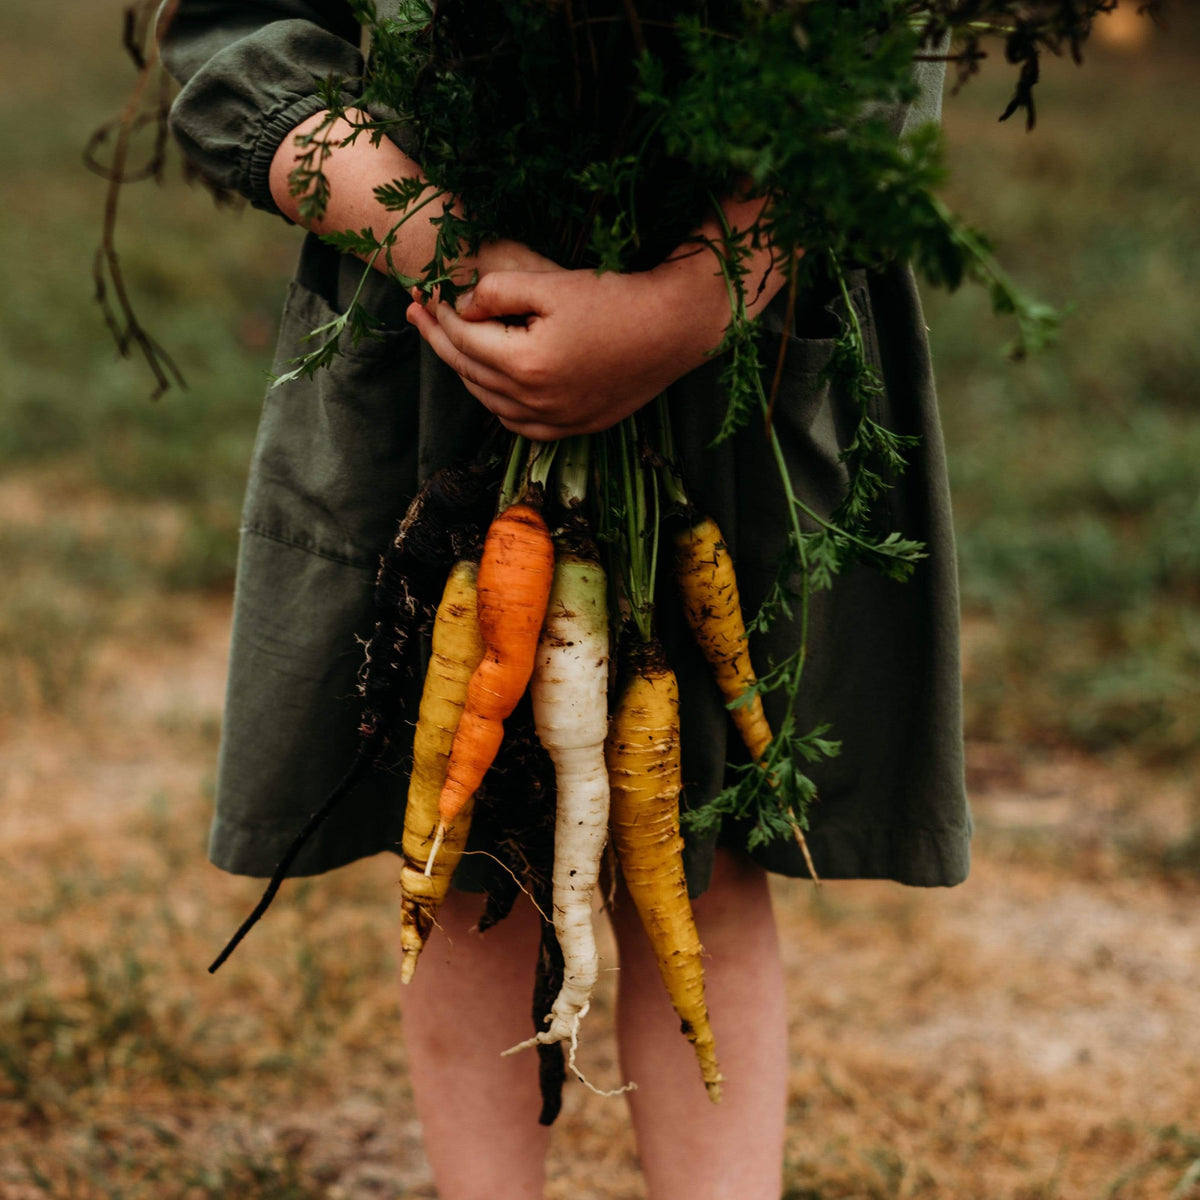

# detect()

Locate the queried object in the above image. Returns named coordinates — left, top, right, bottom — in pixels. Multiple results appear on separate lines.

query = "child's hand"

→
left=406, top=249, right=731, bottom=440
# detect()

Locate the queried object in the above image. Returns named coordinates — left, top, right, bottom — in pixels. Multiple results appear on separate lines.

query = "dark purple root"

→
left=208, top=744, right=371, bottom=973
left=474, top=699, right=556, bottom=932
left=357, top=456, right=501, bottom=747
left=534, top=920, right=567, bottom=1126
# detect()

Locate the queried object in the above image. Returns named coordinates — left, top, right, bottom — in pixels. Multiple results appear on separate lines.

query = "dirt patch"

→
left=0, top=596, right=228, bottom=850
left=1, top=605, right=1198, bottom=1199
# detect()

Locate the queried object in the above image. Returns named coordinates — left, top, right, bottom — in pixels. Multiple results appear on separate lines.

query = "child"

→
left=161, top=3, right=969, bottom=1195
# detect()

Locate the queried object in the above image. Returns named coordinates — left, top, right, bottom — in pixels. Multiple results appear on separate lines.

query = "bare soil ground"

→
left=1, top=602, right=1197, bottom=1200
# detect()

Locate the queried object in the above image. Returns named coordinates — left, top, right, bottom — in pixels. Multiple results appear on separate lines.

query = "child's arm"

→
left=268, top=108, right=557, bottom=285
left=271, top=108, right=785, bottom=440
left=406, top=196, right=784, bottom=439
left=162, top=2, right=782, bottom=437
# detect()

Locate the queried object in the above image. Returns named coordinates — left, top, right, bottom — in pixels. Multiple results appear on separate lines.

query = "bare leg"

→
left=611, top=847, right=788, bottom=1200
left=398, top=887, right=552, bottom=1200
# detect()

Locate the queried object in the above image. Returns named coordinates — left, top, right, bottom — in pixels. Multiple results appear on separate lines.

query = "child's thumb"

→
left=455, top=274, right=540, bottom=322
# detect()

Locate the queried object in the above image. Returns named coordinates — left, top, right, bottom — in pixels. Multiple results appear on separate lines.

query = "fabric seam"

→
left=240, top=522, right=375, bottom=570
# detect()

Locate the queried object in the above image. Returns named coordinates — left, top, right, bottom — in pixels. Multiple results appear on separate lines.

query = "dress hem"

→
left=207, top=811, right=972, bottom=893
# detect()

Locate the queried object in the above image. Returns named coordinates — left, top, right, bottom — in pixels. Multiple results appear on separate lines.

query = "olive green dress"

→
left=161, top=0, right=971, bottom=894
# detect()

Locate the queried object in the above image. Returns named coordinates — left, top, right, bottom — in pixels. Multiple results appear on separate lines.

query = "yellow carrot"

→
left=673, top=513, right=820, bottom=882
left=607, top=639, right=722, bottom=1102
left=399, top=559, right=487, bottom=984
left=673, top=514, right=772, bottom=762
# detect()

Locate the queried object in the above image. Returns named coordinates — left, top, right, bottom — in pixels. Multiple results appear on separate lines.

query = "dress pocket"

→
left=754, top=335, right=846, bottom=530
left=741, top=271, right=881, bottom=557
left=242, top=270, right=422, bottom=568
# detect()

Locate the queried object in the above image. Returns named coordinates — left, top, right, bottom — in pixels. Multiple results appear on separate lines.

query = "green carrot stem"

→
left=525, top=439, right=558, bottom=494
left=499, top=434, right=528, bottom=511
left=557, top=436, right=591, bottom=508
left=764, top=253, right=800, bottom=430
left=618, top=418, right=654, bottom=644
left=639, top=415, right=661, bottom=603
left=764, top=419, right=811, bottom=693
left=376, top=188, right=452, bottom=290
left=654, top=394, right=690, bottom=510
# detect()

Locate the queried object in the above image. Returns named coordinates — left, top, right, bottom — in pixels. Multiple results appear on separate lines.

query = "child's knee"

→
left=692, top=847, right=771, bottom=929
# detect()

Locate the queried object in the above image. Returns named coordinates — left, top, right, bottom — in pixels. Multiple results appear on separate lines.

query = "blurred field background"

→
left=2, top=1, right=1198, bottom=1197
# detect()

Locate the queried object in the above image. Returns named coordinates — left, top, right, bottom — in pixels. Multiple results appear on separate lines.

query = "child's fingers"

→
left=455, top=270, right=553, bottom=322
left=408, top=298, right=570, bottom=441
left=427, top=301, right=542, bottom=379
left=406, top=301, right=519, bottom=397
left=449, top=367, right=570, bottom=439
left=454, top=375, right=530, bottom=423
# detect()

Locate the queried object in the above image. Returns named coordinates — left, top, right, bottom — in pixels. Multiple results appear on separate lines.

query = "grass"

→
left=0, top=776, right=409, bottom=1196
left=926, top=19, right=1200, bottom=765
left=0, top=0, right=297, bottom=711
left=0, top=945, right=218, bottom=1124
left=1097, top=1126, right=1200, bottom=1199
left=18, top=1140, right=328, bottom=1200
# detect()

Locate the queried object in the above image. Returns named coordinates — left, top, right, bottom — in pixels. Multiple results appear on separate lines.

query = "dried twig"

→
left=89, top=0, right=185, bottom=399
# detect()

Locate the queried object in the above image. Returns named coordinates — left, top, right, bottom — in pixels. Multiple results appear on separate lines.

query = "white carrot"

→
left=502, top=441, right=625, bottom=1092
left=528, top=538, right=611, bottom=1049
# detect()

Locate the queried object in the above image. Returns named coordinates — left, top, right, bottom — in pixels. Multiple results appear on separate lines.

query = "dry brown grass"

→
left=2, top=598, right=1198, bottom=1200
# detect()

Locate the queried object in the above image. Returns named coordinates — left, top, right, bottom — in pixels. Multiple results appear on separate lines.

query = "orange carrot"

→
left=437, top=502, right=555, bottom=824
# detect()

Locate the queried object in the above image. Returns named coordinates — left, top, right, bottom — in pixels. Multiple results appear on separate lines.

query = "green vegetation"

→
left=927, top=39, right=1200, bottom=762
left=0, top=0, right=299, bottom=714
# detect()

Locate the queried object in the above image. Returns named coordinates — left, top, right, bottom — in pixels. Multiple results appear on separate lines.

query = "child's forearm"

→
left=271, top=110, right=785, bottom=346
left=268, top=108, right=454, bottom=281
left=645, top=192, right=789, bottom=376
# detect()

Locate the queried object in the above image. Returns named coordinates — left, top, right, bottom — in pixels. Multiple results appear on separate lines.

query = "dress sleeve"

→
left=892, top=35, right=948, bottom=140
left=157, top=0, right=365, bottom=215
left=896, top=55, right=947, bottom=138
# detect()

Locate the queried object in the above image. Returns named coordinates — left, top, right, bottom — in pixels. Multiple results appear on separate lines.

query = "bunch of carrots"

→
left=395, top=409, right=808, bottom=1110
left=209, top=403, right=802, bottom=1118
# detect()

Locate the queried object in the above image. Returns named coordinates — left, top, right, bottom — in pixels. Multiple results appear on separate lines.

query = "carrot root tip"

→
left=792, top=821, right=821, bottom=886
left=502, top=1010, right=636, bottom=1097
left=400, top=949, right=420, bottom=985
left=564, top=1010, right=637, bottom=1098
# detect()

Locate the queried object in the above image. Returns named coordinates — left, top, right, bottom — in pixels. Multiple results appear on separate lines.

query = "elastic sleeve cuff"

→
left=164, top=18, right=366, bottom=216
left=244, top=90, right=355, bottom=217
